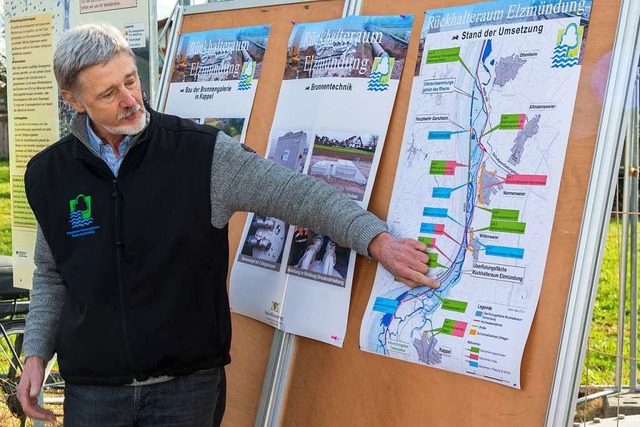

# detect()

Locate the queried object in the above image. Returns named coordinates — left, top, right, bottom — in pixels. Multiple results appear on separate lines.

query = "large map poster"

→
left=230, top=15, right=413, bottom=346
left=360, top=0, right=592, bottom=388
left=163, top=25, right=270, bottom=143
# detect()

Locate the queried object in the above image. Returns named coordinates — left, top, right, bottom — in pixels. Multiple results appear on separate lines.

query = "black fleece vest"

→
left=25, top=110, right=231, bottom=385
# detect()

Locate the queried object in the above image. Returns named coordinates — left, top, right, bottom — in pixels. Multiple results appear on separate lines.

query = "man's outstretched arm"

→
left=210, top=133, right=439, bottom=289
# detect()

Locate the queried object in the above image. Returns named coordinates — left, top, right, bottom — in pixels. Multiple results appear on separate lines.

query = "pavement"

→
left=604, top=391, right=640, bottom=417
left=575, top=413, right=640, bottom=426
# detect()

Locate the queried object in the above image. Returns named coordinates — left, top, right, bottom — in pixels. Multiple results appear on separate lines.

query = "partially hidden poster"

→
left=164, top=25, right=270, bottom=143
left=230, top=15, right=414, bottom=346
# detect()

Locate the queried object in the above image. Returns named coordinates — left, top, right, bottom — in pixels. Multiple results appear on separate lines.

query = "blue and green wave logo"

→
left=69, top=194, right=93, bottom=228
left=368, top=54, right=394, bottom=92
left=552, top=23, right=583, bottom=69
left=238, top=59, right=255, bottom=91
left=67, top=194, right=100, bottom=238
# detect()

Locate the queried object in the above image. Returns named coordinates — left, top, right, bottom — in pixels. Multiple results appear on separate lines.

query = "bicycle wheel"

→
left=0, top=319, right=64, bottom=426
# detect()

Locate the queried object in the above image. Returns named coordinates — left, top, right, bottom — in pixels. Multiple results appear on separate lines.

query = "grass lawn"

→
left=0, top=159, right=10, bottom=256
left=312, top=145, right=374, bottom=157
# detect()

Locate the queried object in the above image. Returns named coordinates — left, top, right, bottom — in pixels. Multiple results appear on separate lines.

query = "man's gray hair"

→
left=54, top=23, right=135, bottom=91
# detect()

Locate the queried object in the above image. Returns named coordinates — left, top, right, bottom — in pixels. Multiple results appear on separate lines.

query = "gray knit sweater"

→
left=24, top=112, right=387, bottom=362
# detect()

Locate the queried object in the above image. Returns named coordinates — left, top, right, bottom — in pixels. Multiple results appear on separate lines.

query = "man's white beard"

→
left=100, top=104, right=147, bottom=135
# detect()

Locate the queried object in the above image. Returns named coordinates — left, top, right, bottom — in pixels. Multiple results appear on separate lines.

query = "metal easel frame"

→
left=546, top=0, right=640, bottom=425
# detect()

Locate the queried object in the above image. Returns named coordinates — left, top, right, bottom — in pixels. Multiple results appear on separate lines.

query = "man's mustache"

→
left=117, top=104, right=142, bottom=121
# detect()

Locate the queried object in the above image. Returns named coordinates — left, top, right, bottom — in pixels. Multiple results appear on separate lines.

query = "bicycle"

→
left=0, top=255, right=64, bottom=426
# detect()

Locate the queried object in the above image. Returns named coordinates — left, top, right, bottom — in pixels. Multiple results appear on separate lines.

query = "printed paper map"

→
left=360, top=0, right=592, bottom=388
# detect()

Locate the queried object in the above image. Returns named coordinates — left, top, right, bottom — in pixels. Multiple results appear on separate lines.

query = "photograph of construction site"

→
left=309, top=131, right=378, bottom=202
left=284, top=15, right=412, bottom=80
left=238, top=213, right=289, bottom=271
left=286, top=227, right=350, bottom=286
left=170, top=25, right=268, bottom=83
left=204, top=117, right=245, bottom=140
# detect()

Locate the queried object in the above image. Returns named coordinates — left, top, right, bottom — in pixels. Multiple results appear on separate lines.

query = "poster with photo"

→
left=230, top=15, right=414, bottom=346
left=163, top=25, right=270, bottom=144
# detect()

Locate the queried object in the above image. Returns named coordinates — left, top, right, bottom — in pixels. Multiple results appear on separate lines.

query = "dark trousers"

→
left=63, top=367, right=226, bottom=427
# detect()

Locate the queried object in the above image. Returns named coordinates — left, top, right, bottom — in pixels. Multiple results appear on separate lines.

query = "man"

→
left=17, top=24, right=438, bottom=426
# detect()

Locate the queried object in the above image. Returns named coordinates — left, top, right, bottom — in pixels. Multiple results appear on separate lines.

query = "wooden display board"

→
left=163, top=0, right=624, bottom=425
left=170, top=2, right=345, bottom=425
left=281, top=0, right=622, bottom=425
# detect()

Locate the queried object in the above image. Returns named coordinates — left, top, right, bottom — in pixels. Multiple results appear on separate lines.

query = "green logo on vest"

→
left=67, top=194, right=100, bottom=238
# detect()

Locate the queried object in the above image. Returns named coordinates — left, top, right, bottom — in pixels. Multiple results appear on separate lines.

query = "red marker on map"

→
left=445, top=161, right=467, bottom=175
left=505, top=174, right=548, bottom=186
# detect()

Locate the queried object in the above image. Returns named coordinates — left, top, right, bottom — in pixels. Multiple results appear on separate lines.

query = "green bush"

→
left=582, top=219, right=639, bottom=386
left=0, top=159, right=10, bottom=256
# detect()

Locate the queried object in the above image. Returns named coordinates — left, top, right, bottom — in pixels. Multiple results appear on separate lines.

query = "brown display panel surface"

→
left=280, top=0, right=621, bottom=426
left=177, top=2, right=344, bottom=426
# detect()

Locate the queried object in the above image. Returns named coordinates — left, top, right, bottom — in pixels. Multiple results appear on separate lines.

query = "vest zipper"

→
left=112, top=178, right=136, bottom=376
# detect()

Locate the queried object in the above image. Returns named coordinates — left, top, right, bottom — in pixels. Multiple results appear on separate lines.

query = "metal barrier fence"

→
left=576, top=69, right=640, bottom=425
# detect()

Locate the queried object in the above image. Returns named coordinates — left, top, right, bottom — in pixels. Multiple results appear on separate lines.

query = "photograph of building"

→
left=268, top=130, right=309, bottom=173
left=308, top=131, right=378, bottom=201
